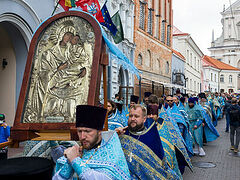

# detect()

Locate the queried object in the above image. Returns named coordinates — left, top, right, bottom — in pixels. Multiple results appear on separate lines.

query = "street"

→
left=183, top=117, right=240, bottom=180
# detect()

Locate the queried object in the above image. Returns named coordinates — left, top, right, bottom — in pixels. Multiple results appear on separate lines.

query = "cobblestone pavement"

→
left=183, top=117, right=240, bottom=180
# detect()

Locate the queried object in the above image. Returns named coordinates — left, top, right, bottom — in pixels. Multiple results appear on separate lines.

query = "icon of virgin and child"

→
left=23, top=19, right=95, bottom=123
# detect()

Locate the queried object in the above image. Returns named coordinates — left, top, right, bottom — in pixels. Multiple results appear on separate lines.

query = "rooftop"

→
left=173, top=26, right=189, bottom=36
left=172, top=49, right=185, bottom=61
left=203, top=55, right=240, bottom=71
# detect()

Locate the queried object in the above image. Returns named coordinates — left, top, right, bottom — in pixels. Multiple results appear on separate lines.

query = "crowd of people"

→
left=2, top=89, right=240, bottom=179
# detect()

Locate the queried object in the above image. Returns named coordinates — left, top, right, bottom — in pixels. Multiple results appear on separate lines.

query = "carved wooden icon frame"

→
left=11, top=11, right=107, bottom=141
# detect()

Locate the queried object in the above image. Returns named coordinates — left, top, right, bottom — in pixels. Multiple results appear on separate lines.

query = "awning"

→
left=140, top=77, right=186, bottom=89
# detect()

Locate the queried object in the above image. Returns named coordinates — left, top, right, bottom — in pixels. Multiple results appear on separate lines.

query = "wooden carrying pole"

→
left=101, top=43, right=109, bottom=131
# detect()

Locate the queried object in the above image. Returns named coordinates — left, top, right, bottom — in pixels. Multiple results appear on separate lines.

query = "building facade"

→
left=209, top=0, right=240, bottom=92
left=202, top=56, right=220, bottom=92
left=99, top=0, right=135, bottom=104
left=173, top=26, right=203, bottom=95
left=134, top=0, right=173, bottom=100
left=202, top=55, right=240, bottom=93
left=171, top=49, right=186, bottom=94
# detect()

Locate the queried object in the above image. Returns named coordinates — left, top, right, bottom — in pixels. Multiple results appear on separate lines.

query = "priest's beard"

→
left=81, top=134, right=101, bottom=150
left=128, top=122, right=144, bottom=132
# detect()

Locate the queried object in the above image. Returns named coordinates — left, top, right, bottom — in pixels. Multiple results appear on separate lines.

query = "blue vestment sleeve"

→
left=51, top=145, right=66, bottom=163
left=53, top=157, right=74, bottom=179
left=71, top=157, right=111, bottom=180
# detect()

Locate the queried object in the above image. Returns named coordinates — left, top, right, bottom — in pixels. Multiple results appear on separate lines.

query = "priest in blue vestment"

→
left=158, top=106, right=192, bottom=178
left=208, top=94, right=218, bottom=127
left=215, top=92, right=225, bottom=119
left=53, top=105, right=130, bottom=180
left=185, top=97, right=205, bottom=156
left=107, top=100, right=128, bottom=130
left=116, top=104, right=180, bottom=180
left=166, top=96, right=193, bottom=156
left=198, top=93, right=219, bottom=143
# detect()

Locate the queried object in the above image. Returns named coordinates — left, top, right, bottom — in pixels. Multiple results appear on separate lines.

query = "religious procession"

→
left=1, top=90, right=236, bottom=179
left=1, top=0, right=240, bottom=179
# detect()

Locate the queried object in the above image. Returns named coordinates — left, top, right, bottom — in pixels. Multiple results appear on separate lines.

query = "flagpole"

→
left=51, top=0, right=60, bottom=16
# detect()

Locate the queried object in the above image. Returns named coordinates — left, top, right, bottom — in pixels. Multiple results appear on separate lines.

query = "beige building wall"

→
left=219, top=71, right=239, bottom=93
left=0, top=26, right=16, bottom=126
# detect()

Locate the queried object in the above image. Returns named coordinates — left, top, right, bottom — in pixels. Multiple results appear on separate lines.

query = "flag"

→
left=75, top=0, right=104, bottom=23
left=111, top=11, right=124, bottom=44
left=59, top=0, right=76, bottom=11
left=100, top=4, right=117, bottom=36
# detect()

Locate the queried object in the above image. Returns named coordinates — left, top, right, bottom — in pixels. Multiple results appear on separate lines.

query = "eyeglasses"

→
left=166, top=100, right=173, bottom=102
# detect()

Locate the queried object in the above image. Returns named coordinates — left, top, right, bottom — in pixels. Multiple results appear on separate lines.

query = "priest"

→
left=185, top=97, right=205, bottom=156
left=116, top=104, right=180, bottom=179
left=53, top=105, right=130, bottom=180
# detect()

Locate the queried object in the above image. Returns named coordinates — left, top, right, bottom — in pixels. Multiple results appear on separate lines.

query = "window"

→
left=190, top=53, right=192, bottom=66
left=155, top=58, right=160, bottom=72
left=211, top=73, right=213, bottom=81
left=138, top=54, right=143, bottom=65
left=176, top=74, right=181, bottom=83
left=147, top=8, right=153, bottom=35
left=154, top=0, right=160, bottom=39
left=220, top=74, right=224, bottom=82
left=139, top=2, right=145, bottom=30
left=125, top=11, right=129, bottom=38
left=229, top=75, right=233, bottom=83
left=214, top=74, right=216, bottom=82
left=161, top=20, right=166, bottom=43
left=155, top=15, right=160, bottom=39
left=145, top=50, right=151, bottom=67
left=167, top=25, right=171, bottom=46
left=194, top=57, right=196, bottom=68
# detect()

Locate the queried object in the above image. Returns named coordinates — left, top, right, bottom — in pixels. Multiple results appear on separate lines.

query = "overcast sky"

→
left=172, top=0, right=233, bottom=55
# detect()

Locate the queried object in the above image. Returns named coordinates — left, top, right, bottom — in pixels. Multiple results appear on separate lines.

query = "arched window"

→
left=138, top=54, right=142, bottom=65
left=145, top=50, right=151, bottom=67
left=154, top=58, right=160, bottom=72
left=165, top=61, right=169, bottom=74
left=229, top=75, right=233, bottom=83
left=220, top=74, right=224, bottom=82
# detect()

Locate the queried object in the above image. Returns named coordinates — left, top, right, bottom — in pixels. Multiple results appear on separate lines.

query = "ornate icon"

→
left=22, top=16, right=95, bottom=123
